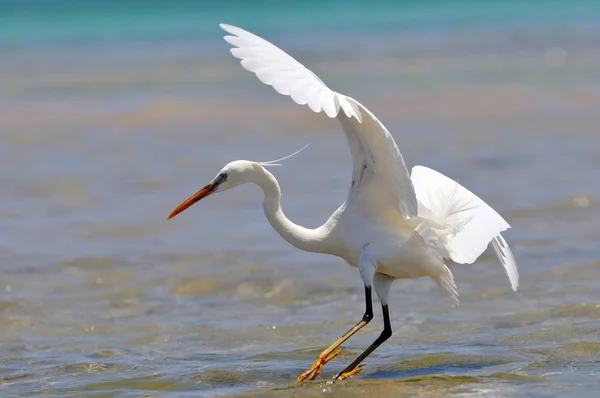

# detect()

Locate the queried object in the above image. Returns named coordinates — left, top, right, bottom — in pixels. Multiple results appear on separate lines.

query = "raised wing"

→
left=220, top=24, right=362, bottom=121
left=336, top=98, right=417, bottom=218
left=411, top=165, right=519, bottom=291
left=220, top=23, right=418, bottom=219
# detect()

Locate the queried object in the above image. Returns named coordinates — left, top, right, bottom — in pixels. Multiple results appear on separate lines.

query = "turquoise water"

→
left=1, top=0, right=599, bottom=51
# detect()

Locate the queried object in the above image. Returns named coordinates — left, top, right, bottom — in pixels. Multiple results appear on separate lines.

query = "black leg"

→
left=361, top=285, right=373, bottom=323
left=334, top=304, right=392, bottom=379
left=296, top=285, right=374, bottom=382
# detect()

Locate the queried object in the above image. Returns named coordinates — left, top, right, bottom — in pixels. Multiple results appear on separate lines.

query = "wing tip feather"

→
left=220, top=23, right=236, bottom=35
left=491, top=234, right=519, bottom=292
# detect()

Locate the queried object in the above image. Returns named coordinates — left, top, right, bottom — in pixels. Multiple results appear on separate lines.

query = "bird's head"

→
left=167, top=145, right=309, bottom=220
left=167, top=160, right=258, bottom=220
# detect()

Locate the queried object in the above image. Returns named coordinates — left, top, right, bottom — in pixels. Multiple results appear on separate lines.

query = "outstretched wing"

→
left=220, top=24, right=418, bottom=219
left=411, top=165, right=519, bottom=291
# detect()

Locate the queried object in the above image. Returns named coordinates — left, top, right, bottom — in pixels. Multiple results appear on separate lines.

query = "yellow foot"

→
left=296, top=348, right=344, bottom=382
left=335, top=364, right=364, bottom=380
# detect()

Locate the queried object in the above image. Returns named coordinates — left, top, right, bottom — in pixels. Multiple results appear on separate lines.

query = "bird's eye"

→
left=219, top=173, right=227, bottom=181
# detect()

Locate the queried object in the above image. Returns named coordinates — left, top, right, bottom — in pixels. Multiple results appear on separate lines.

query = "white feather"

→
left=410, top=221, right=459, bottom=304
left=220, top=23, right=361, bottom=121
left=259, top=144, right=310, bottom=167
left=220, top=23, right=418, bottom=219
left=491, top=234, right=519, bottom=291
left=411, top=165, right=519, bottom=291
left=218, top=23, right=518, bottom=303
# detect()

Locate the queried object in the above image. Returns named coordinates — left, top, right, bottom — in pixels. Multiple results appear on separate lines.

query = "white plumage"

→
left=411, top=165, right=518, bottom=290
left=222, top=24, right=417, bottom=217
left=220, top=23, right=518, bottom=294
left=223, top=24, right=362, bottom=121
left=168, top=24, right=519, bottom=381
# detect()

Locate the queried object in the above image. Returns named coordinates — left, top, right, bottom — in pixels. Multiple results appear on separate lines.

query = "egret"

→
left=168, top=24, right=519, bottom=382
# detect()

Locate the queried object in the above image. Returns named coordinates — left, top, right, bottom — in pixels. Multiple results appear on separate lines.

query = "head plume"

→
left=258, top=144, right=310, bottom=167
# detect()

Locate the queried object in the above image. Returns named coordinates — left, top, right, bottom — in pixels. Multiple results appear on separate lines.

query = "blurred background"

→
left=2, top=1, right=600, bottom=397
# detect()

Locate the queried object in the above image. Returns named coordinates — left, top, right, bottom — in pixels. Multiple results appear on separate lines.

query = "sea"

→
left=1, top=1, right=600, bottom=397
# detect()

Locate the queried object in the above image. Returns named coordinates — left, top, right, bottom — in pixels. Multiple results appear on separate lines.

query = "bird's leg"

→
left=334, top=303, right=392, bottom=380
left=296, top=285, right=373, bottom=382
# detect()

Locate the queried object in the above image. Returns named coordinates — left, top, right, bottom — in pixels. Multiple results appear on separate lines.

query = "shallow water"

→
left=2, top=3, right=600, bottom=397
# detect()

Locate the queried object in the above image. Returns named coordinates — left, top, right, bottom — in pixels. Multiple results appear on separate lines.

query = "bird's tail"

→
left=410, top=166, right=519, bottom=291
left=409, top=220, right=459, bottom=304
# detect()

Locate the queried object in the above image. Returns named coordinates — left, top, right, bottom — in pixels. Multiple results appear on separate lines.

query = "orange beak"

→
left=167, top=181, right=219, bottom=220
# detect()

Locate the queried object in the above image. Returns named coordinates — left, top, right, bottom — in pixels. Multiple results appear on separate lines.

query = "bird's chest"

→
left=335, top=210, right=420, bottom=266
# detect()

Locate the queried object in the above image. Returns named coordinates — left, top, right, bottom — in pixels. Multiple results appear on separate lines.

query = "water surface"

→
left=1, top=1, right=600, bottom=397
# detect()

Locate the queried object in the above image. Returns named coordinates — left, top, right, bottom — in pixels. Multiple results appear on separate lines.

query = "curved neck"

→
left=254, top=168, right=332, bottom=255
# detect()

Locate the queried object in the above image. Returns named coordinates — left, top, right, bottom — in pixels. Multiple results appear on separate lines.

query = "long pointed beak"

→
left=167, top=181, right=218, bottom=220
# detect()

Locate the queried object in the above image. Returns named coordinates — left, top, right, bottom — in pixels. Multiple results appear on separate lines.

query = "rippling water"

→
left=2, top=2, right=600, bottom=397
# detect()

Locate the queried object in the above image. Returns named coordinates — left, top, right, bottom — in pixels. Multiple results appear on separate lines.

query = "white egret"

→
left=168, top=24, right=519, bottom=381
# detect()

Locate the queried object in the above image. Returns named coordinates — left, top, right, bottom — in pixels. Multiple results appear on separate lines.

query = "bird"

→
left=167, top=24, right=519, bottom=382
